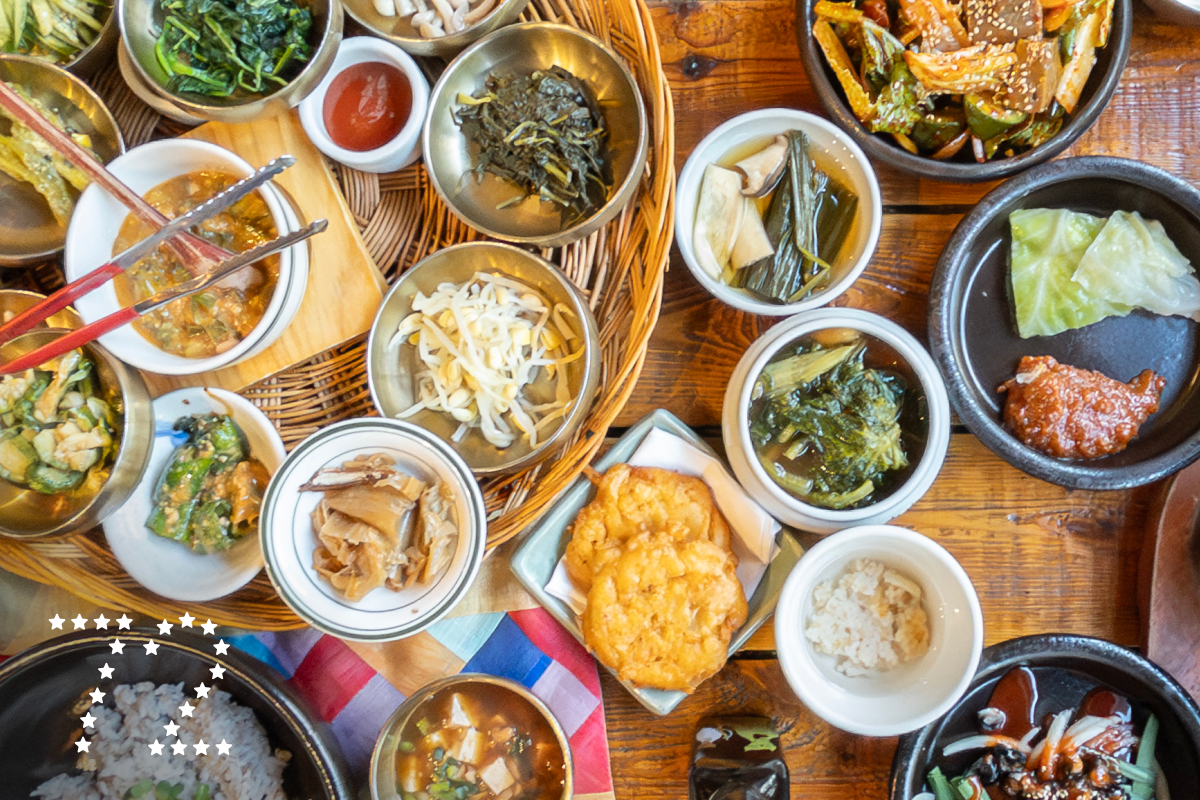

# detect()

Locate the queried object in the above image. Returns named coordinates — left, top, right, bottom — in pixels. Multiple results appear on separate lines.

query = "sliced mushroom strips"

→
left=734, top=135, right=788, bottom=197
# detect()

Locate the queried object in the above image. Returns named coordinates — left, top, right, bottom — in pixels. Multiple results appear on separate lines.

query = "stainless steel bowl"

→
left=0, top=56, right=124, bottom=266
left=0, top=331, right=153, bottom=539
left=367, top=242, right=601, bottom=475
left=369, top=673, right=573, bottom=800
left=344, top=0, right=528, bottom=58
left=423, top=23, right=649, bottom=248
left=118, top=0, right=343, bottom=123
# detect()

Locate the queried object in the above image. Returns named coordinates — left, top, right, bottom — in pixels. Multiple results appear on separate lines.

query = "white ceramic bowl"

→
left=64, top=139, right=306, bottom=376
left=260, top=417, right=487, bottom=641
left=299, top=36, right=430, bottom=174
left=676, top=108, right=882, bottom=316
left=102, top=388, right=286, bottom=602
left=775, top=524, right=983, bottom=736
left=722, top=308, right=950, bottom=534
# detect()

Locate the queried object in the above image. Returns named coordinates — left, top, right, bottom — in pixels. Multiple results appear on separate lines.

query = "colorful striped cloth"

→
left=232, top=607, right=614, bottom=799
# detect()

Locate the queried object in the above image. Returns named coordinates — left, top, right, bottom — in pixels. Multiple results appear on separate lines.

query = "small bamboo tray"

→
left=0, top=0, right=675, bottom=630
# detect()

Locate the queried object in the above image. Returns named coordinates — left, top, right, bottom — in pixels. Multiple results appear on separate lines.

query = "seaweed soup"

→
left=748, top=329, right=928, bottom=510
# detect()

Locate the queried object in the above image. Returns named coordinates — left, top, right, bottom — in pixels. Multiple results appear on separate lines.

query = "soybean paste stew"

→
left=113, top=171, right=280, bottom=359
left=397, top=683, right=566, bottom=800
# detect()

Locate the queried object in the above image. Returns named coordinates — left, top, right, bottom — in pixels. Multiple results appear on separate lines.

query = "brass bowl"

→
left=0, top=56, right=124, bottom=266
left=369, top=674, right=573, bottom=800
left=366, top=242, right=601, bottom=476
left=344, top=0, right=528, bottom=58
left=118, top=0, right=343, bottom=123
left=0, top=291, right=82, bottom=331
left=422, top=22, right=649, bottom=248
left=0, top=331, right=154, bottom=539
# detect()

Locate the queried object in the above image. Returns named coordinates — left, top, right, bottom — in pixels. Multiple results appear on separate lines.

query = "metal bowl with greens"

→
left=119, top=0, right=342, bottom=122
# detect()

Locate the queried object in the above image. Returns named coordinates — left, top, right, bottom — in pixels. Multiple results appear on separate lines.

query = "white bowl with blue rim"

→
left=260, top=417, right=487, bottom=641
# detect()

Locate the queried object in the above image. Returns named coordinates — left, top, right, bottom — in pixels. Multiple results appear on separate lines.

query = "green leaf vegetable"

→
left=153, top=0, right=314, bottom=98
left=0, top=0, right=108, bottom=64
left=732, top=130, right=858, bottom=304
left=146, top=413, right=266, bottom=553
left=454, top=66, right=612, bottom=223
left=748, top=339, right=910, bottom=509
left=0, top=81, right=100, bottom=225
left=0, top=349, right=116, bottom=495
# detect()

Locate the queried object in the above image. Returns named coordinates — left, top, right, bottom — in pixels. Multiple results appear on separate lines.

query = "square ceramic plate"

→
left=510, top=408, right=805, bottom=716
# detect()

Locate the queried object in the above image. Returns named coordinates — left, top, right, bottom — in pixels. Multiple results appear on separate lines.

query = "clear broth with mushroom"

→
left=396, top=683, right=566, bottom=800
left=112, top=171, right=280, bottom=359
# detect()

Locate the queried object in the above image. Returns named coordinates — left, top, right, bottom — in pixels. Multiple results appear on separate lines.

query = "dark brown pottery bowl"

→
left=795, top=0, right=1132, bottom=183
left=928, top=156, right=1200, bottom=489
left=890, top=635, right=1200, bottom=799
left=0, top=630, right=352, bottom=796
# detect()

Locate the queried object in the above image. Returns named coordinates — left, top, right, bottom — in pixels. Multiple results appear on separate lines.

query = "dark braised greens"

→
left=749, top=339, right=909, bottom=509
left=733, top=130, right=858, bottom=303
left=454, top=66, right=611, bottom=221
left=153, top=0, right=314, bottom=98
left=146, top=413, right=268, bottom=553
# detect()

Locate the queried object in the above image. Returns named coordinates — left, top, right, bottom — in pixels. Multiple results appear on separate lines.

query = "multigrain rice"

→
left=32, top=682, right=289, bottom=800
left=804, top=558, right=930, bottom=676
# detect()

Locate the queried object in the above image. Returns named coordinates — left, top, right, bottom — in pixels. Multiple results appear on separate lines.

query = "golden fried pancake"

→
left=581, top=531, right=747, bottom=693
left=564, top=464, right=732, bottom=590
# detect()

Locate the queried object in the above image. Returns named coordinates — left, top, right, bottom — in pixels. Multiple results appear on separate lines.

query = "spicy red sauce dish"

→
left=999, top=355, right=1166, bottom=461
left=322, top=61, right=413, bottom=152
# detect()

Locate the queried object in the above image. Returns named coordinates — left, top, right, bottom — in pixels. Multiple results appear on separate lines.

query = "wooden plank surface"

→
left=600, top=0, right=1197, bottom=796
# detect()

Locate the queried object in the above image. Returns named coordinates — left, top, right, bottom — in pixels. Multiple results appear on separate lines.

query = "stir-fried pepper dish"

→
left=146, top=413, right=269, bottom=554
left=0, top=349, right=117, bottom=495
left=812, top=0, right=1116, bottom=161
left=153, top=0, right=314, bottom=98
left=454, top=66, right=612, bottom=222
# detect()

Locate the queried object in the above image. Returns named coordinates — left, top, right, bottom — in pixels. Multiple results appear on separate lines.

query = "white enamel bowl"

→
left=722, top=308, right=951, bottom=534
left=63, top=139, right=308, bottom=375
left=676, top=107, right=882, bottom=316
left=775, top=524, right=983, bottom=736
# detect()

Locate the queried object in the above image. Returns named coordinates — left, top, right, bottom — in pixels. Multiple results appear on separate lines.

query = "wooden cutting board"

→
left=138, top=110, right=388, bottom=397
left=1140, top=459, right=1200, bottom=702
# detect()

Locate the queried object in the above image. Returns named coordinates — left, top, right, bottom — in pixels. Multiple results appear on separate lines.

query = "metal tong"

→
left=0, top=156, right=327, bottom=375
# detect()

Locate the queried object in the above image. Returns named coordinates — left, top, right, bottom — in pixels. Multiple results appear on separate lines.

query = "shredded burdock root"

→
left=388, top=272, right=584, bottom=449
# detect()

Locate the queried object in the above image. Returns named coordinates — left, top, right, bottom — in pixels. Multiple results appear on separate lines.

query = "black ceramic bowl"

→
left=795, top=0, right=1132, bottom=183
left=0, top=630, right=352, bottom=796
left=929, top=156, right=1200, bottom=489
left=890, top=635, right=1200, bottom=799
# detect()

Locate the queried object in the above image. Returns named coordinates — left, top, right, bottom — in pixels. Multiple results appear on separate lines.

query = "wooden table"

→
left=599, top=3, right=1200, bottom=795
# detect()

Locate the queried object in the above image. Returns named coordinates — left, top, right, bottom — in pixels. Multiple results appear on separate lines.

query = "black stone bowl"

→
left=928, top=156, right=1200, bottom=489
left=794, top=0, right=1132, bottom=183
left=0, top=629, right=352, bottom=797
left=890, top=635, right=1200, bottom=799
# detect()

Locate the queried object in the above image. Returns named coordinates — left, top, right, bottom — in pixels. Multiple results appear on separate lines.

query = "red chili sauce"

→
left=322, top=61, right=412, bottom=152
left=999, top=355, right=1165, bottom=460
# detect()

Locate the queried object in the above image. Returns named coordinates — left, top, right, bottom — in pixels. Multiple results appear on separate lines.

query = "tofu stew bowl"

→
left=370, top=673, right=572, bottom=800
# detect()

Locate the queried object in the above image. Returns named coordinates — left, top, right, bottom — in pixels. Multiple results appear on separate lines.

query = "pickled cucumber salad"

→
left=147, top=414, right=269, bottom=554
left=0, top=349, right=117, bottom=495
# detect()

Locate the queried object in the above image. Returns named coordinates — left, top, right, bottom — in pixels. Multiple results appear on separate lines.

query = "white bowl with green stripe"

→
left=260, top=417, right=487, bottom=641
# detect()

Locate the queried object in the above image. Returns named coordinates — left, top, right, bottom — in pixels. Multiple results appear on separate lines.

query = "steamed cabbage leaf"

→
left=1071, top=210, right=1200, bottom=321
left=1009, top=208, right=1129, bottom=338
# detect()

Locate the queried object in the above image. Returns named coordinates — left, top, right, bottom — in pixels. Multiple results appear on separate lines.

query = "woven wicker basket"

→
left=0, top=0, right=674, bottom=629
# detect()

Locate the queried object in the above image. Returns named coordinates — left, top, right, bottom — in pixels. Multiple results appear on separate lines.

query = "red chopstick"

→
left=0, top=308, right=140, bottom=375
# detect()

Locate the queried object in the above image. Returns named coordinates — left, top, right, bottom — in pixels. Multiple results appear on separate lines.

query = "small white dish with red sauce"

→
left=299, top=36, right=430, bottom=174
